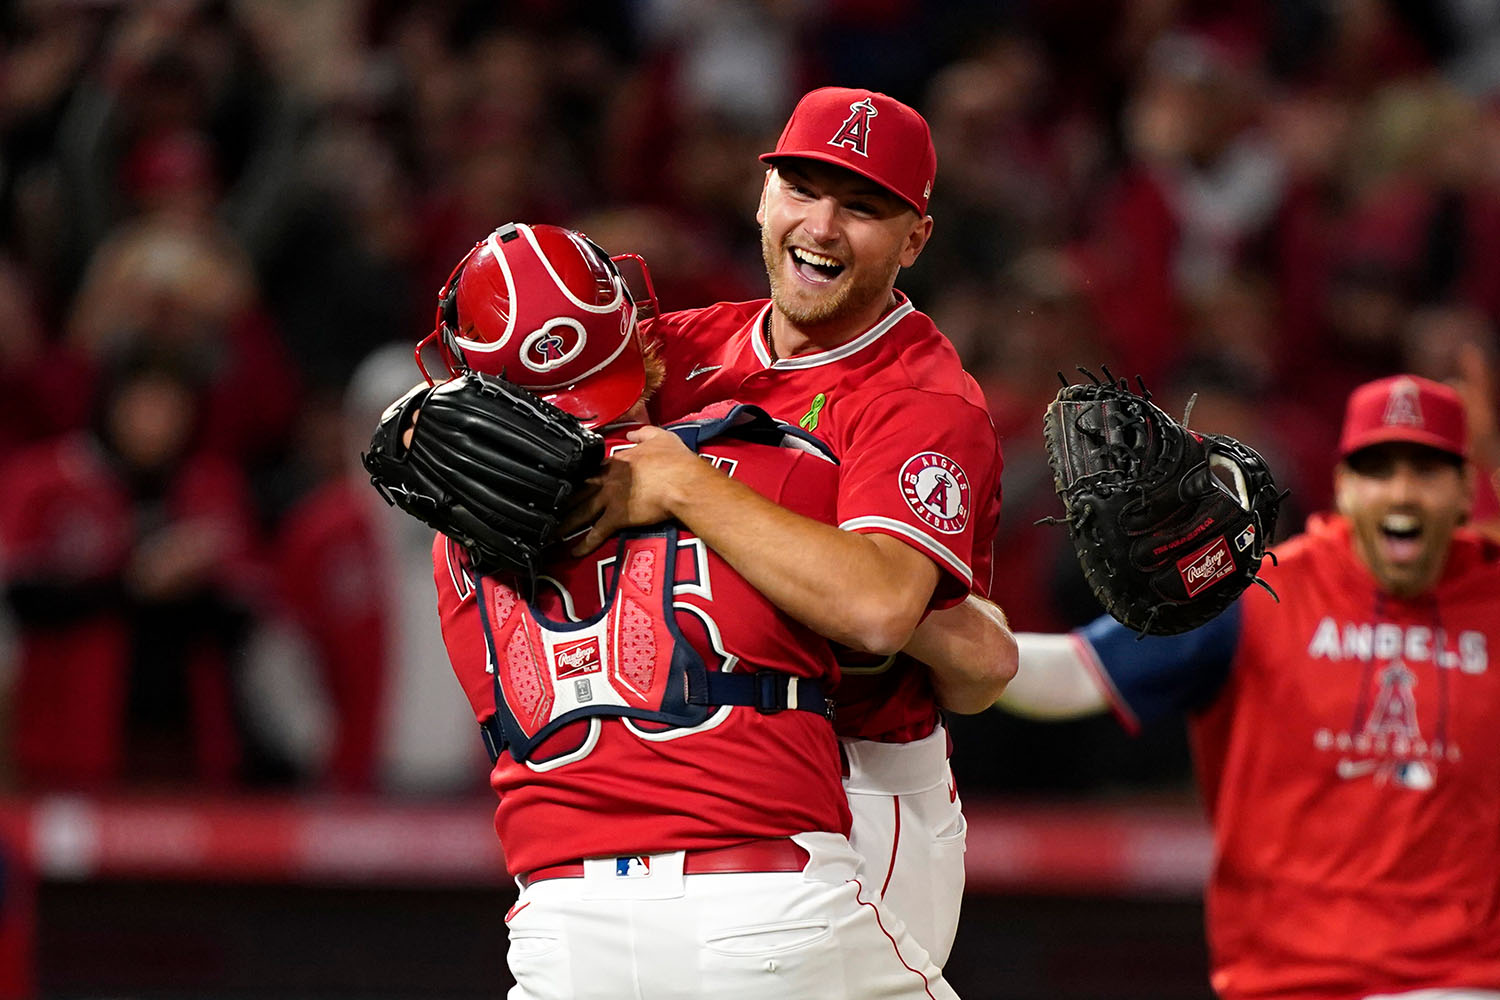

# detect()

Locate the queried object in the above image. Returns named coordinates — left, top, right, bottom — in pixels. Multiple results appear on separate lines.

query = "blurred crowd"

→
left=2, top=0, right=1499, bottom=798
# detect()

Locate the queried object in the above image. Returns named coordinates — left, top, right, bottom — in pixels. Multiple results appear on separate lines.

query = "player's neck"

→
left=767, top=290, right=901, bottom=359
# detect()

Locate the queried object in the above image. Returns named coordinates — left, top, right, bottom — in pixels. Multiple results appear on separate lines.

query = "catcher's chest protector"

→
left=476, top=403, right=836, bottom=765
left=477, top=528, right=715, bottom=763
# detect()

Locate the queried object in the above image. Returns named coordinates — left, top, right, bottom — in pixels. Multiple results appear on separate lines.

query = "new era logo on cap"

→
left=761, top=86, right=937, bottom=215
left=1338, top=374, right=1468, bottom=460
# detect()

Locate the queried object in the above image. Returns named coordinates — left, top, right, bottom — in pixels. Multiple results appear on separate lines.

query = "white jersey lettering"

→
left=1306, top=616, right=1488, bottom=675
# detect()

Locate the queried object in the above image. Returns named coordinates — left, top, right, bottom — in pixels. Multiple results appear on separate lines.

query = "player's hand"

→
left=564, top=426, right=709, bottom=556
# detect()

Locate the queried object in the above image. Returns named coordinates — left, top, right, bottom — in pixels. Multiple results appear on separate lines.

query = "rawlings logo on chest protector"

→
left=477, top=532, right=703, bottom=764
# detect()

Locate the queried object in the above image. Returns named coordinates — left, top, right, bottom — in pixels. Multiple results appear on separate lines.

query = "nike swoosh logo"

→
left=505, top=901, right=531, bottom=923
left=686, top=364, right=722, bottom=381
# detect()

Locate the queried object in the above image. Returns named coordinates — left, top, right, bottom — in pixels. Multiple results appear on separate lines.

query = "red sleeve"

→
left=836, top=388, right=1003, bottom=606
left=430, top=533, right=495, bottom=724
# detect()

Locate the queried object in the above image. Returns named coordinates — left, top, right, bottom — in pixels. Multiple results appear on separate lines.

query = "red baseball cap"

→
left=1338, top=374, right=1468, bottom=460
left=760, top=86, right=937, bottom=216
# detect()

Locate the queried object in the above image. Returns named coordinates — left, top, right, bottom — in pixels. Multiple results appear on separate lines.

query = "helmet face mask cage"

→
left=415, top=223, right=660, bottom=428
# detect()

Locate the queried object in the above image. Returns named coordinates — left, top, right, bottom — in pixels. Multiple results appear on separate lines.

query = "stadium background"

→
left=0, top=0, right=1497, bottom=996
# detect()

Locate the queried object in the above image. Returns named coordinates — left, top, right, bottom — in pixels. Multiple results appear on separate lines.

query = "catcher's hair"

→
left=638, top=335, right=666, bottom=408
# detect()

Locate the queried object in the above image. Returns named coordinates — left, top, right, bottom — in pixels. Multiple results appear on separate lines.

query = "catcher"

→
left=364, top=222, right=962, bottom=999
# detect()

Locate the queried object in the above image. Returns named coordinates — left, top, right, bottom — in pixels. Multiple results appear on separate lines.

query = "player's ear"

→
left=899, top=215, right=934, bottom=268
left=756, top=169, right=772, bottom=225
left=1332, top=463, right=1352, bottom=517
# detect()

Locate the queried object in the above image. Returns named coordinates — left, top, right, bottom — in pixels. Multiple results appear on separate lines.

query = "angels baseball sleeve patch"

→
left=899, top=452, right=971, bottom=534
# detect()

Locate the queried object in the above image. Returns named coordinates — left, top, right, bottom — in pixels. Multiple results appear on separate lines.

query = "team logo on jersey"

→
left=829, top=98, right=878, bottom=157
left=900, top=452, right=970, bottom=534
left=1317, top=660, right=1441, bottom=790
left=1382, top=377, right=1424, bottom=428
left=1178, top=536, right=1236, bottom=596
left=615, top=856, right=651, bottom=877
left=520, top=317, right=587, bottom=372
left=553, top=637, right=602, bottom=679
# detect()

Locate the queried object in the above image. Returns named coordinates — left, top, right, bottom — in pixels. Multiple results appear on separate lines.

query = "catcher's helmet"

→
left=417, top=222, right=658, bottom=428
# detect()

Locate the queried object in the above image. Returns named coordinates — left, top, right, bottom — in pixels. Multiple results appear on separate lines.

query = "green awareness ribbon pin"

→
left=799, top=393, right=827, bottom=431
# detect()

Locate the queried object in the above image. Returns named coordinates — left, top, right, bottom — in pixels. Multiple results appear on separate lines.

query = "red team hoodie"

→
left=1083, top=514, right=1500, bottom=999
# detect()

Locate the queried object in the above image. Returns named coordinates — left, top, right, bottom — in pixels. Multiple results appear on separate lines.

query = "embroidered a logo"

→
left=900, top=452, right=970, bottom=534
left=829, top=98, right=878, bottom=157
left=1382, top=377, right=1424, bottom=428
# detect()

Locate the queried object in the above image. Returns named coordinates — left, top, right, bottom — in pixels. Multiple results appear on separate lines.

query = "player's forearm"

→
left=664, top=469, right=936, bottom=654
left=997, top=633, right=1110, bottom=719
left=905, top=595, right=1018, bottom=713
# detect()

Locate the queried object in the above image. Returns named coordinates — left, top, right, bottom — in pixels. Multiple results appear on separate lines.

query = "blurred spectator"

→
left=0, top=351, right=261, bottom=789
left=253, top=343, right=483, bottom=794
left=65, top=219, right=300, bottom=469
left=1065, top=30, right=1286, bottom=383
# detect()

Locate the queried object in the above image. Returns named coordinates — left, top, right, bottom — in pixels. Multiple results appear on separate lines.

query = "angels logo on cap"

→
left=829, top=98, right=877, bottom=156
left=900, top=452, right=970, bottom=534
left=1381, top=378, right=1424, bottom=428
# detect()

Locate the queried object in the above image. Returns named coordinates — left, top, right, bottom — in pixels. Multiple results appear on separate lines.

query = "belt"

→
left=519, top=838, right=809, bottom=888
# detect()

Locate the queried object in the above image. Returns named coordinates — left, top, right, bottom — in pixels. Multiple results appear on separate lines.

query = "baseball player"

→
left=564, top=86, right=1010, bottom=967
left=1001, top=374, right=1500, bottom=1000
left=414, top=223, right=960, bottom=999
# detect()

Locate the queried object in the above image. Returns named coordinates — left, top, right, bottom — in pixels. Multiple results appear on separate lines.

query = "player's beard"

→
left=761, top=226, right=904, bottom=328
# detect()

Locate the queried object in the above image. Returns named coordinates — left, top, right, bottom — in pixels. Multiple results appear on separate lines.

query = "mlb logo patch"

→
left=1234, top=524, right=1256, bottom=552
left=615, top=856, right=651, bottom=877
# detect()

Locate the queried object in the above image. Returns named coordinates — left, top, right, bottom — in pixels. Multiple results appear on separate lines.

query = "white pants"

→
left=1365, top=991, right=1500, bottom=999
left=504, top=831, right=958, bottom=1000
left=843, top=725, right=966, bottom=968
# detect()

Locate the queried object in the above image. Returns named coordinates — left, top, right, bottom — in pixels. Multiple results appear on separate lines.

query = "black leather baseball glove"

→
left=1041, top=368, right=1286, bottom=635
left=362, top=372, right=604, bottom=578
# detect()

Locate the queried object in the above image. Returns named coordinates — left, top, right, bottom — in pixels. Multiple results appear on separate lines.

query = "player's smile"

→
left=788, top=245, right=847, bottom=284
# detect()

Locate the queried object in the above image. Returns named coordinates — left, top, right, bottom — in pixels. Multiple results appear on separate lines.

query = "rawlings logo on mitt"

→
left=1041, top=367, right=1287, bottom=635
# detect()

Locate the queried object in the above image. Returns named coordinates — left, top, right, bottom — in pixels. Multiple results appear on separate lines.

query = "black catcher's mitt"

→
left=1041, top=367, right=1286, bottom=635
left=362, top=372, right=604, bottom=578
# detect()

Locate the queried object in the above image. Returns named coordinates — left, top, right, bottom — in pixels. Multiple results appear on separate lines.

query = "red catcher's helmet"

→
left=416, top=223, right=658, bottom=429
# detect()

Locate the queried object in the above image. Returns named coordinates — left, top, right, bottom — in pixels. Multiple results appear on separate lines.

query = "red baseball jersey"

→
left=1081, top=514, right=1500, bottom=1000
left=434, top=415, right=852, bottom=876
left=644, top=296, right=1003, bottom=742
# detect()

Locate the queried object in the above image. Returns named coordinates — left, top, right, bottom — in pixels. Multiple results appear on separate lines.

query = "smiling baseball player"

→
left=566, top=87, right=1009, bottom=967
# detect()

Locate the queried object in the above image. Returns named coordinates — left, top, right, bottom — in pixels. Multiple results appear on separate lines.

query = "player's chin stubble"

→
left=761, top=227, right=901, bottom=327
